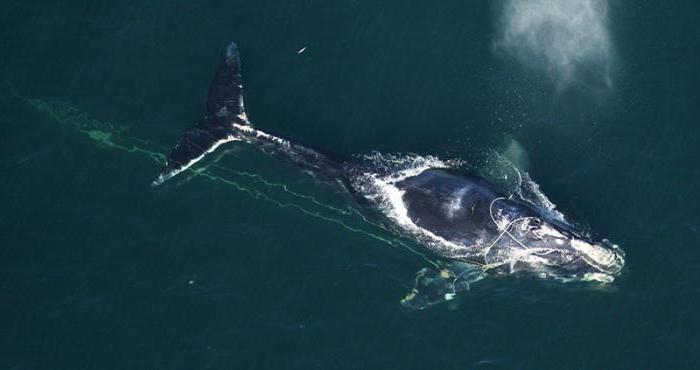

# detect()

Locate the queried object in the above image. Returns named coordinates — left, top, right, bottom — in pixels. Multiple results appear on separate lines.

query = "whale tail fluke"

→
left=152, top=42, right=250, bottom=186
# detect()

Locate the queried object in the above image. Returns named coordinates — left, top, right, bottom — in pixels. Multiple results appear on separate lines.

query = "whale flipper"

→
left=152, top=42, right=250, bottom=186
left=401, top=262, right=485, bottom=310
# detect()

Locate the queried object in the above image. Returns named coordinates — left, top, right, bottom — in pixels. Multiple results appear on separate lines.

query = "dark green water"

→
left=2, top=1, right=699, bottom=369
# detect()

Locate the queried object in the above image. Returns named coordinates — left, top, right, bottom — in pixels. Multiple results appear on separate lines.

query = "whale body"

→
left=153, top=42, right=625, bottom=309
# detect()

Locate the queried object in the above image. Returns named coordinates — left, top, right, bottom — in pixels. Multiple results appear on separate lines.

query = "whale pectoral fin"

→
left=152, top=42, right=249, bottom=186
left=400, top=262, right=485, bottom=310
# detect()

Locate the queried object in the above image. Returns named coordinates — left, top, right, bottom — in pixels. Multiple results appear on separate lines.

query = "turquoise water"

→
left=2, top=1, right=700, bottom=369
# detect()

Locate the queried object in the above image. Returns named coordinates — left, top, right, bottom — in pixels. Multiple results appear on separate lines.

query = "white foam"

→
left=582, top=272, right=614, bottom=283
left=233, top=123, right=291, bottom=148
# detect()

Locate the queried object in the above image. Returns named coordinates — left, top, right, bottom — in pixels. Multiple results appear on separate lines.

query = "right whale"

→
left=152, top=42, right=625, bottom=309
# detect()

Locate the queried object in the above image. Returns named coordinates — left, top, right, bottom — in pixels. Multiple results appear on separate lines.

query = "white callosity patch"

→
left=495, top=0, right=615, bottom=87
left=570, top=238, right=624, bottom=274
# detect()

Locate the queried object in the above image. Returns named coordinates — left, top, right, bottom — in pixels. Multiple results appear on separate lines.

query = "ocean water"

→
left=2, top=1, right=699, bottom=369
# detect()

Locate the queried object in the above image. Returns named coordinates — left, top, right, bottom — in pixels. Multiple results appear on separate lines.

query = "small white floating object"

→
left=297, top=46, right=307, bottom=54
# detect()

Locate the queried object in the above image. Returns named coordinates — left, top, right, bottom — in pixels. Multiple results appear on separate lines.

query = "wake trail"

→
left=22, top=97, right=439, bottom=268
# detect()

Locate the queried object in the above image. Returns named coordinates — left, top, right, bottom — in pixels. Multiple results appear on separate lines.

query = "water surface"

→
left=2, top=1, right=699, bottom=369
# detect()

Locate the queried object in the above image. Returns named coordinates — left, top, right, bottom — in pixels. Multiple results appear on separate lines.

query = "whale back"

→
left=396, top=169, right=537, bottom=246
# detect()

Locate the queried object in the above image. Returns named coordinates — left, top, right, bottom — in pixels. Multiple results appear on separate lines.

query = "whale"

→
left=153, top=42, right=625, bottom=309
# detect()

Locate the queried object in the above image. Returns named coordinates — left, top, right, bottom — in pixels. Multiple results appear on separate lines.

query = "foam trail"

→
left=24, top=97, right=438, bottom=267
left=495, top=0, right=615, bottom=89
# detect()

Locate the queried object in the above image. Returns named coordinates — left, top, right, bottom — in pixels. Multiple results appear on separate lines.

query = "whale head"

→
left=485, top=205, right=625, bottom=283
